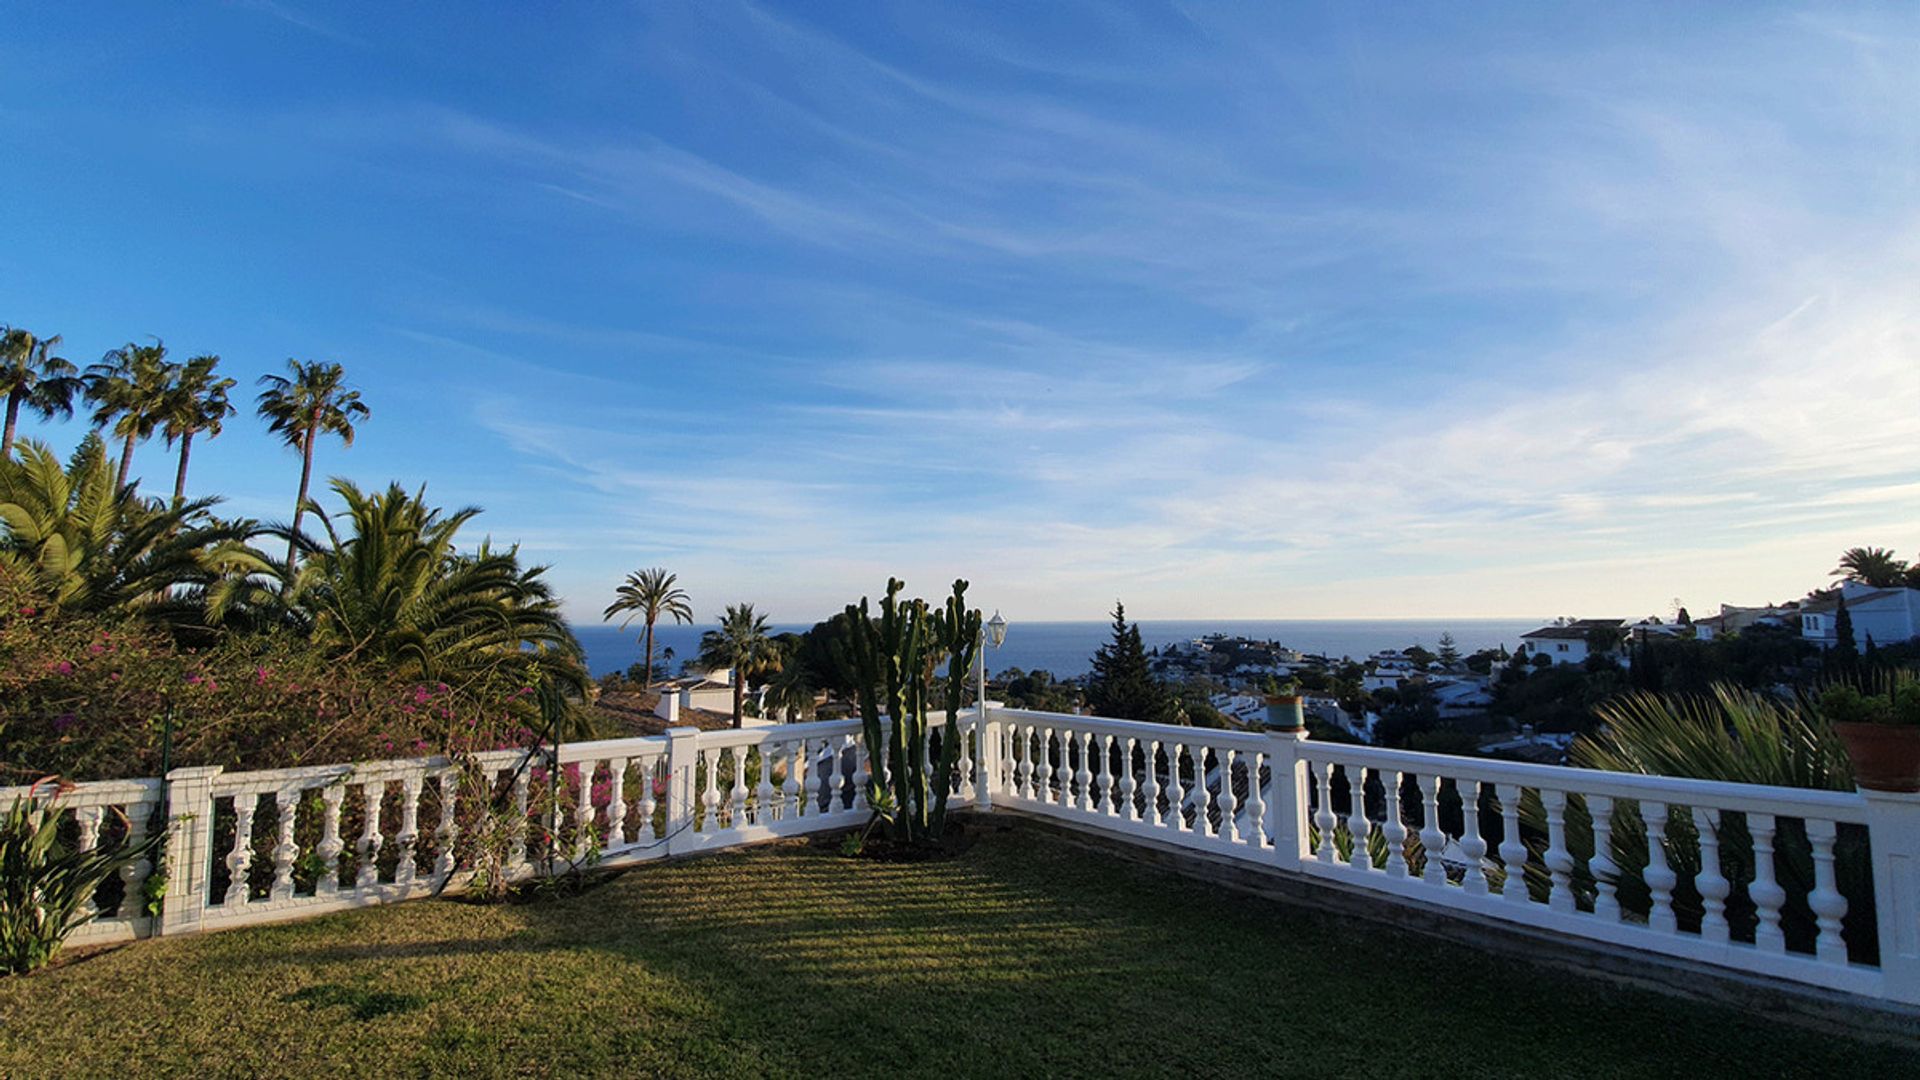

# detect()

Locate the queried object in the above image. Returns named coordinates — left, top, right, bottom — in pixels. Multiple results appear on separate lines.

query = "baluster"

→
left=783, top=743, right=803, bottom=819
left=1247, top=751, right=1268, bottom=848
left=1120, top=738, right=1139, bottom=821
left=1192, top=746, right=1215, bottom=837
left=225, top=796, right=256, bottom=906
left=956, top=724, right=975, bottom=803
left=357, top=780, right=384, bottom=890
left=1459, top=780, right=1488, bottom=895
left=1693, top=807, right=1730, bottom=941
left=701, top=749, right=720, bottom=830
left=1074, top=732, right=1093, bottom=812
left=1313, top=760, right=1337, bottom=861
left=851, top=737, right=870, bottom=812
left=1013, top=726, right=1032, bottom=799
left=729, top=749, right=749, bottom=828
left=1167, top=744, right=1190, bottom=832
left=573, top=762, right=597, bottom=861
left=508, top=768, right=531, bottom=875
left=1496, top=783, right=1527, bottom=903
left=817, top=741, right=840, bottom=814
left=604, top=757, right=626, bottom=848
left=396, top=775, right=421, bottom=887
left=1419, top=774, right=1446, bottom=885
left=1141, top=740, right=1161, bottom=825
left=317, top=783, right=346, bottom=896
left=1541, top=789, right=1573, bottom=912
left=1218, top=749, right=1239, bottom=844
left=1345, top=766, right=1370, bottom=870
left=76, top=807, right=103, bottom=916
left=756, top=746, right=776, bottom=825
left=1747, top=813, right=1787, bottom=952
left=435, top=774, right=459, bottom=882
left=1806, top=818, right=1849, bottom=965
left=1036, top=729, right=1055, bottom=805
left=272, top=789, right=299, bottom=901
left=1643, top=802, right=1679, bottom=934
left=1098, top=735, right=1118, bottom=816
left=1381, top=770, right=1408, bottom=878
left=637, top=757, right=660, bottom=841
left=1588, top=796, right=1618, bottom=920
left=118, top=803, right=152, bottom=918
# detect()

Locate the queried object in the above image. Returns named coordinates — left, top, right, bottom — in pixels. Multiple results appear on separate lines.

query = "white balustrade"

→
left=18, top=707, right=1919, bottom=1006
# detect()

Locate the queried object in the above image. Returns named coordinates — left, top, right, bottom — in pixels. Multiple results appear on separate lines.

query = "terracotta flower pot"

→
left=1834, top=722, right=1920, bottom=793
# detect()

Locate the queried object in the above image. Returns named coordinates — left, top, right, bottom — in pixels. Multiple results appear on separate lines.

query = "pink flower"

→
left=89, top=644, right=105, bottom=656
left=52, top=661, right=74, bottom=676
left=186, top=674, right=203, bottom=686
left=255, top=667, right=271, bottom=685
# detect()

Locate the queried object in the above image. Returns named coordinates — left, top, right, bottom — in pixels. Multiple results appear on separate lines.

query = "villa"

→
left=1799, top=581, right=1920, bottom=649
left=1518, top=618, right=1629, bottom=666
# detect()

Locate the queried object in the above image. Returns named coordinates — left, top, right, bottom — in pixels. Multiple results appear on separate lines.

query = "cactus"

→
left=840, top=578, right=981, bottom=846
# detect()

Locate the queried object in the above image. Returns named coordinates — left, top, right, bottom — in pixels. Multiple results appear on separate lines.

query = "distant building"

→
left=1693, top=603, right=1795, bottom=642
left=1518, top=618, right=1627, bottom=666
left=1798, top=582, right=1920, bottom=649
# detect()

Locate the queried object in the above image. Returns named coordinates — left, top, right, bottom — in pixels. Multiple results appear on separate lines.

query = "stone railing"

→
left=11, top=707, right=1917, bottom=1007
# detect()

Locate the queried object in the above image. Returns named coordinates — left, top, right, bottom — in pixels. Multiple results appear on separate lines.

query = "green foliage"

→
left=1819, top=672, right=1920, bottom=727
left=1, top=781, right=164, bottom=975
left=840, top=577, right=979, bottom=847
left=0, top=327, right=82, bottom=460
left=1086, top=602, right=1175, bottom=723
left=0, top=437, right=266, bottom=624
left=1832, top=546, right=1908, bottom=589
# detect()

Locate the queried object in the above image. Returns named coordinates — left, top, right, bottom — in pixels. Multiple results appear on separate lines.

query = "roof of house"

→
left=1799, top=589, right=1910, bottom=614
left=1521, top=626, right=1598, bottom=640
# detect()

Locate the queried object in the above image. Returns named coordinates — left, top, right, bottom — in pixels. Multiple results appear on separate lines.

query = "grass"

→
left=1, top=826, right=1914, bottom=1078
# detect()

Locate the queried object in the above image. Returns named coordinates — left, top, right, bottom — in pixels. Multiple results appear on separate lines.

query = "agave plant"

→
left=1, top=780, right=164, bottom=975
left=0, top=437, right=267, bottom=624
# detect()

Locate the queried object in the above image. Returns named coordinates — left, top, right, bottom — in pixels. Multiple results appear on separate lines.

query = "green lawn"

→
left=2, top=826, right=1913, bottom=1078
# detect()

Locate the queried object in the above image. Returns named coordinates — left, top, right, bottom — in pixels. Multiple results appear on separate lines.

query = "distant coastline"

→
left=574, top=617, right=1542, bottom=679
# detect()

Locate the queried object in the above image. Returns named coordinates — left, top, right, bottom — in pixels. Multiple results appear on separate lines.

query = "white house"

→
left=1798, top=582, right=1920, bottom=649
left=1519, top=619, right=1627, bottom=666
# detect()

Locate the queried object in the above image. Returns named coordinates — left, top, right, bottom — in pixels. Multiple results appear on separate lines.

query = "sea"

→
left=573, top=618, right=1542, bottom=680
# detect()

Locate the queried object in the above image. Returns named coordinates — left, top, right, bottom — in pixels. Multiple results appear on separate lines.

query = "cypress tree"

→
left=1086, top=602, right=1175, bottom=723
left=1831, top=594, right=1858, bottom=671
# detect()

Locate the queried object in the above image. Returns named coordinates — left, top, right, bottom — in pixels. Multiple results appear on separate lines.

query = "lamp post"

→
left=975, top=611, right=1007, bottom=811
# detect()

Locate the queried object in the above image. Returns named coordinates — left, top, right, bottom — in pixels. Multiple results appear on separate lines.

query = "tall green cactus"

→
left=841, top=578, right=981, bottom=846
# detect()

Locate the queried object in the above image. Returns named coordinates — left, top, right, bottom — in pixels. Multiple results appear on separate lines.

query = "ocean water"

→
left=573, top=618, right=1541, bottom=679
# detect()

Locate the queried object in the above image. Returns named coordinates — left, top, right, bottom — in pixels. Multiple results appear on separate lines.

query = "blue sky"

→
left=3, top=2, right=1917, bottom=624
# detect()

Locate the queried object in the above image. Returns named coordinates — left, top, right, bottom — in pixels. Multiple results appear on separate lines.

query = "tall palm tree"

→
left=255, top=360, right=369, bottom=573
left=85, top=341, right=175, bottom=489
left=1832, top=546, right=1908, bottom=589
left=160, top=355, right=236, bottom=505
left=602, top=568, right=693, bottom=688
left=696, top=603, right=780, bottom=728
left=0, top=328, right=82, bottom=460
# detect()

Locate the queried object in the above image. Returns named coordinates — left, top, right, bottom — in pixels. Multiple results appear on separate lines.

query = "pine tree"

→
left=1086, top=602, right=1175, bottom=723
left=1436, top=632, right=1460, bottom=667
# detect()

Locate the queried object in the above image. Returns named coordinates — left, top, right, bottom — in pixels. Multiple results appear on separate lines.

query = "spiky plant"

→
left=1, top=780, right=164, bottom=975
left=0, top=437, right=265, bottom=623
left=840, top=578, right=981, bottom=847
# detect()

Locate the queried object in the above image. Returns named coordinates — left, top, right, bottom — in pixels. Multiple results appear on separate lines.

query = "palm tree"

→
left=255, top=360, right=369, bottom=573
left=1832, top=546, right=1908, bottom=589
left=602, top=568, right=693, bottom=689
left=84, top=341, right=175, bottom=489
left=268, top=479, right=589, bottom=734
left=696, top=603, right=780, bottom=729
left=0, top=328, right=82, bottom=460
left=0, top=435, right=264, bottom=620
left=160, top=355, right=236, bottom=505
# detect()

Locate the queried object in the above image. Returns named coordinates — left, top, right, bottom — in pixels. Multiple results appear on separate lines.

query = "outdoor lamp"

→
left=987, top=610, right=1008, bottom=648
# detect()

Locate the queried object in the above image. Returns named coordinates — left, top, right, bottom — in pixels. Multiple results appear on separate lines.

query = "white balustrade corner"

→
left=9, top=703, right=1919, bottom=1008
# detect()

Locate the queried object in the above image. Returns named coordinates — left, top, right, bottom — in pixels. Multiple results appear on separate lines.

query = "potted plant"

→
left=1822, top=678, right=1920, bottom=792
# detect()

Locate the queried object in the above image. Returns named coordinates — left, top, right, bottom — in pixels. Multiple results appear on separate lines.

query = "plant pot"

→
left=1834, top=722, right=1920, bottom=793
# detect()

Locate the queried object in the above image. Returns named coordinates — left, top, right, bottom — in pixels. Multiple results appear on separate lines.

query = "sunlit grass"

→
left=1, top=826, right=1912, bottom=1077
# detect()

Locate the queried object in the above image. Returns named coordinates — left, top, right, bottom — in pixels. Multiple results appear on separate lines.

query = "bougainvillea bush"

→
left=2, top=580, right=557, bottom=783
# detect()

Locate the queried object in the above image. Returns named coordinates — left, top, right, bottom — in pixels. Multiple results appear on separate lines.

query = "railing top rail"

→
left=1298, top=738, right=1867, bottom=820
left=554, top=734, right=669, bottom=762
left=214, top=747, right=537, bottom=790
left=0, top=776, right=163, bottom=804
left=988, top=706, right=1270, bottom=748
left=687, top=716, right=868, bottom=749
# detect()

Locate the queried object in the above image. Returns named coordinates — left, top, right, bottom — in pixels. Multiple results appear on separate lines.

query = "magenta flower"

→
left=52, top=713, right=78, bottom=733
left=52, top=661, right=74, bottom=676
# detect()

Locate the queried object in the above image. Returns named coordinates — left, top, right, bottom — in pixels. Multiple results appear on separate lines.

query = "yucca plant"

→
left=1, top=780, right=164, bottom=975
